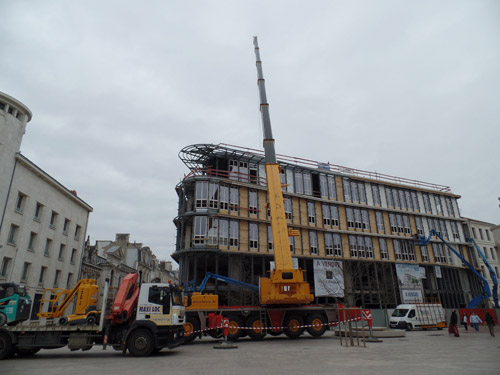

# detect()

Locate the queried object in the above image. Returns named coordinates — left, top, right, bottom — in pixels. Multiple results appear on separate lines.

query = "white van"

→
left=389, top=303, right=447, bottom=330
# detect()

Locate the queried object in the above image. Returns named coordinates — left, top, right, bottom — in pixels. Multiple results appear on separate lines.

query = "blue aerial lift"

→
left=465, top=236, right=498, bottom=308
left=414, top=229, right=491, bottom=309
left=193, top=272, right=259, bottom=294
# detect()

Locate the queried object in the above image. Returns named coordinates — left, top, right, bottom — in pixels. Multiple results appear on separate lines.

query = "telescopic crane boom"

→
left=253, top=36, right=313, bottom=305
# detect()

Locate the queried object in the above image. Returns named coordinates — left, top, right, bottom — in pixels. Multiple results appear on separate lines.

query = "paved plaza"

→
left=2, top=327, right=499, bottom=375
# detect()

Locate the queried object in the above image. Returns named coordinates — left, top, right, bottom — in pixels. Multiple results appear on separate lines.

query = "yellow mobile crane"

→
left=253, top=36, right=314, bottom=306
left=183, top=38, right=342, bottom=344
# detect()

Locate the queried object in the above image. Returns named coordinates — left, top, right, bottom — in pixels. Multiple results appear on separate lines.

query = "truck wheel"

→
left=246, top=315, right=266, bottom=340
left=0, top=313, right=7, bottom=327
left=0, top=331, right=16, bottom=360
left=306, top=314, right=327, bottom=337
left=183, top=316, right=200, bottom=344
left=406, top=323, right=413, bottom=331
left=284, top=314, right=305, bottom=339
left=226, top=315, right=244, bottom=342
left=127, top=329, right=155, bottom=357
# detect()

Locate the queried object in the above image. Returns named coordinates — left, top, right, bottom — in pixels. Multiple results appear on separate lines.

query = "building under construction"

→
left=173, top=143, right=485, bottom=309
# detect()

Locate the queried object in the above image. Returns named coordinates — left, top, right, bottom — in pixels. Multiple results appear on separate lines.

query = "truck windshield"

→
left=170, top=288, right=183, bottom=306
left=392, top=308, right=409, bottom=317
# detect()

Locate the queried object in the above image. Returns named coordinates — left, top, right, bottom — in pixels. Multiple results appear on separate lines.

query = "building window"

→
left=319, top=175, right=328, bottom=198
left=38, top=266, right=47, bottom=284
left=63, top=218, right=70, bottom=235
left=451, top=221, right=460, bottom=240
left=327, top=175, right=336, bottom=200
left=34, top=202, right=43, bottom=222
left=303, top=172, right=312, bottom=195
left=375, top=211, right=385, bottom=232
left=249, top=223, right=258, bottom=249
left=229, top=187, right=239, bottom=212
left=229, top=221, right=239, bottom=247
left=295, top=171, right=304, bottom=194
left=490, top=248, right=495, bottom=260
left=58, top=244, right=65, bottom=261
left=364, top=237, right=374, bottom=258
left=325, top=233, right=334, bottom=256
left=209, top=183, right=219, bottom=209
left=67, top=273, right=73, bottom=288
left=219, top=185, right=229, bottom=210
left=372, top=184, right=381, bottom=206
left=379, top=238, right=389, bottom=259
left=193, top=216, right=207, bottom=244
left=309, top=231, right=318, bottom=255
left=70, top=249, right=77, bottom=264
left=346, top=207, right=355, bottom=229
left=219, top=219, right=229, bottom=246
left=284, top=196, right=293, bottom=220
left=361, top=209, right=370, bottom=230
left=7, top=224, right=19, bottom=245
left=479, top=228, right=484, bottom=240
left=21, top=262, right=31, bottom=281
left=195, top=181, right=208, bottom=208
left=411, top=191, right=419, bottom=211
left=483, top=247, right=488, bottom=259
left=1, top=258, right=12, bottom=278
left=74, top=225, right=81, bottom=241
left=402, top=215, right=411, bottom=234
left=267, top=225, right=273, bottom=251
left=307, top=201, right=316, bottom=225
left=485, top=230, right=491, bottom=241
left=54, top=270, right=61, bottom=287
left=349, top=235, right=358, bottom=257
left=44, top=239, right=52, bottom=257
left=249, top=190, right=258, bottom=214
left=434, top=195, right=443, bottom=215
left=421, top=246, right=429, bottom=262
left=423, top=193, right=432, bottom=214
left=446, top=197, right=455, bottom=217
left=394, top=239, right=417, bottom=261
left=27, top=232, right=37, bottom=251
left=207, top=217, right=218, bottom=246
left=289, top=236, right=295, bottom=255
left=432, top=243, right=447, bottom=263
left=15, top=192, right=26, bottom=213
left=343, top=178, right=351, bottom=201
left=50, top=211, right=58, bottom=229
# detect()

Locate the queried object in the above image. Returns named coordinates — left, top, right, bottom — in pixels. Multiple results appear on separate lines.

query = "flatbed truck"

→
left=0, top=275, right=185, bottom=359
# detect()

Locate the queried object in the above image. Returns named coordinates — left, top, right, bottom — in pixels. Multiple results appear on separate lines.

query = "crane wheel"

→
left=305, top=314, right=327, bottom=337
left=284, top=314, right=305, bottom=339
left=183, top=316, right=200, bottom=344
left=127, top=329, right=155, bottom=357
left=246, top=316, right=266, bottom=340
left=226, top=315, right=244, bottom=342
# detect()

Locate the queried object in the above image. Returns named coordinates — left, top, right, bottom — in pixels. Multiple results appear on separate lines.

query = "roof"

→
left=179, top=143, right=456, bottom=195
left=15, top=153, right=93, bottom=212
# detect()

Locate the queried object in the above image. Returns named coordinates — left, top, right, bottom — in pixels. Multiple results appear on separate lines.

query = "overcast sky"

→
left=2, top=1, right=499, bottom=265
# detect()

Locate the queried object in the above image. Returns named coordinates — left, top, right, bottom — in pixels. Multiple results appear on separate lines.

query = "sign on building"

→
left=313, top=259, right=344, bottom=297
left=395, top=263, right=424, bottom=303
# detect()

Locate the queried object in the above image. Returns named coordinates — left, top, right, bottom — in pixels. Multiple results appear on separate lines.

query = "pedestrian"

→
left=448, top=309, right=460, bottom=337
left=470, top=312, right=482, bottom=333
left=461, top=313, right=468, bottom=332
left=484, top=312, right=495, bottom=337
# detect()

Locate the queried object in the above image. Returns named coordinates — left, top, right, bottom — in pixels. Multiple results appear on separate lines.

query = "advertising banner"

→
left=395, top=263, right=423, bottom=303
left=313, top=259, right=344, bottom=297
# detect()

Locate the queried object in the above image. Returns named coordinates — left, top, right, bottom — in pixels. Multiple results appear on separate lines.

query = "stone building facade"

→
left=0, top=91, right=92, bottom=320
